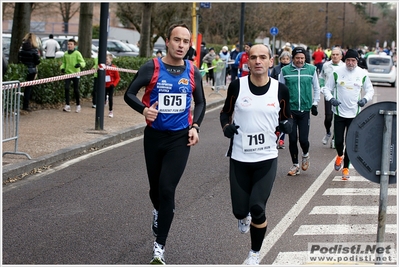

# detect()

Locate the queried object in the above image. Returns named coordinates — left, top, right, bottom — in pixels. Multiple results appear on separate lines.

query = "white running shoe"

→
left=245, top=250, right=260, bottom=265
left=108, top=110, right=113, bottom=118
left=63, top=105, right=71, bottom=112
left=76, top=105, right=81, bottom=113
left=150, top=241, right=165, bottom=265
left=238, top=213, right=251, bottom=234
left=322, top=133, right=331, bottom=145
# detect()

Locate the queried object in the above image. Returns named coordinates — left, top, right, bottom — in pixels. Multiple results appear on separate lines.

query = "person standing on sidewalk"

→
left=322, top=49, right=374, bottom=180
left=279, top=46, right=320, bottom=176
left=105, top=54, right=120, bottom=118
left=43, top=34, right=60, bottom=59
left=60, top=39, right=86, bottom=113
left=124, top=23, right=206, bottom=265
left=220, top=44, right=292, bottom=265
left=18, top=32, right=41, bottom=112
left=319, top=47, right=344, bottom=147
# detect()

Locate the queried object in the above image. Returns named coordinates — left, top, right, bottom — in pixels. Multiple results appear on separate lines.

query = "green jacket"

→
left=60, top=50, right=86, bottom=74
left=280, top=63, right=320, bottom=111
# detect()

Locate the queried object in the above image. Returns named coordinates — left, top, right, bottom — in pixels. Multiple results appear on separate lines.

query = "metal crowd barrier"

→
left=209, top=61, right=227, bottom=97
left=2, top=80, right=32, bottom=159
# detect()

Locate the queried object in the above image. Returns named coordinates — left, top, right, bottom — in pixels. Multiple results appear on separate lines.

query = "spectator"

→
left=230, top=44, right=240, bottom=81
left=60, top=39, right=86, bottom=113
left=219, top=46, right=230, bottom=84
left=202, top=47, right=216, bottom=86
left=199, top=41, right=208, bottom=69
left=323, top=49, right=374, bottom=180
left=18, top=32, right=41, bottom=112
left=124, top=23, right=206, bottom=265
left=279, top=46, right=320, bottom=176
left=156, top=50, right=163, bottom=58
left=44, top=34, right=60, bottom=59
left=319, top=47, right=344, bottom=147
left=104, top=53, right=120, bottom=118
left=183, top=44, right=196, bottom=61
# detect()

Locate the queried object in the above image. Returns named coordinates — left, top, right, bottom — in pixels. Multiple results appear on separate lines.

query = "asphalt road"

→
left=2, top=84, right=397, bottom=265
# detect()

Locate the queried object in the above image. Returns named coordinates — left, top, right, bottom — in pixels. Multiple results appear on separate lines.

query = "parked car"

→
left=42, top=36, right=98, bottom=58
left=92, top=39, right=138, bottom=57
left=366, top=54, right=396, bottom=87
left=2, top=33, right=44, bottom=61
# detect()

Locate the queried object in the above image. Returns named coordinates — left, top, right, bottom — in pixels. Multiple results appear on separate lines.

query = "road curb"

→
left=2, top=99, right=225, bottom=182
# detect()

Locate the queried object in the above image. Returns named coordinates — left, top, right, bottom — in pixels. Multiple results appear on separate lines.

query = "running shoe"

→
left=152, top=209, right=158, bottom=237
left=322, top=133, right=331, bottom=145
left=75, top=105, right=81, bottom=113
left=63, top=105, right=71, bottom=112
left=238, top=213, right=251, bottom=234
left=245, top=250, right=260, bottom=265
left=105, top=95, right=109, bottom=106
left=334, top=155, right=343, bottom=171
left=342, top=168, right=350, bottom=180
left=150, top=242, right=165, bottom=265
left=301, top=154, right=309, bottom=171
left=287, top=165, right=300, bottom=176
left=108, top=110, right=113, bottom=118
left=92, top=104, right=96, bottom=108
left=330, top=138, right=335, bottom=149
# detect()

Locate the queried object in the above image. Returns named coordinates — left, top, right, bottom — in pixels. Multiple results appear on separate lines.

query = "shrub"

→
left=3, top=56, right=152, bottom=107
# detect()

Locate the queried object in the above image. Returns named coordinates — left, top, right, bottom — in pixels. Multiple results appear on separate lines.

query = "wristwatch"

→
left=190, top=125, right=200, bottom=133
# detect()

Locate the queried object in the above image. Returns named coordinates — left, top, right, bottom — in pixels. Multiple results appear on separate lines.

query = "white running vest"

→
left=230, top=77, right=280, bottom=162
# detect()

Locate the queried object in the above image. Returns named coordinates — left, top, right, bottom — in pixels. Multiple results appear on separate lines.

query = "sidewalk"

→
left=2, top=83, right=227, bottom=182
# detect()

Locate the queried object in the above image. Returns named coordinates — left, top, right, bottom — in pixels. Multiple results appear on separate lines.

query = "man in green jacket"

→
left=60, top=39, right=86, bottom=113
left=279, top=46, right=320, bottom=176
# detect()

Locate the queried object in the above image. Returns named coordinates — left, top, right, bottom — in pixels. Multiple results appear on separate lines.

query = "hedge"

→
left=3, top=56, right=152, bottom=107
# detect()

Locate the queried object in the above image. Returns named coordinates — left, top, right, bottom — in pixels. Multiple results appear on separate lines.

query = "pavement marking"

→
left=323, top=188, right=397, bottom=196
left=272, top=251, right=308, bottom=265
left=309, top=206, right=397, bottom=215
left=332, top=176, right=378, bottom=182
left=250, top=158, right=336, bottom=265
left=3, top=106, right=223, bottom=193
left=3, top=136, right=144, bottom=193
left=294, top=224, right=397, bottom=235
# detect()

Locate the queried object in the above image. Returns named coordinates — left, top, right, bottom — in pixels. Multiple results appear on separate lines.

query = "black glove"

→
left=279, top=120, right=292, bottom=134
left=61, top=69, right=65, bottom=74
left=357, top=98, right=367, bottom=107
left=223, top=123, right=240, bottom=138
left=74, top=63, right=81, bottom=68
left=330, top=98, right=341, bottom=107
left=311, top=105, right=318, bottom=116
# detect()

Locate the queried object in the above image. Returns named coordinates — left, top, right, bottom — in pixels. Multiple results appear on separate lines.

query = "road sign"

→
left=326, top=32, right=332, bottom=38
left=200, top=2, right=211, bottom=8
left=270, top=27, right=278, bottom=36
left=346, top=101, right=397, bottom=184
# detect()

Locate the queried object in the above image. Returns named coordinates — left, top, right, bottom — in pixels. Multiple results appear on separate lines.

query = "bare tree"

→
left=78, top=3, right=93, bottom=58
left=8, top=3, right=32, bottom=64
left=59, top=3, right=80, bottom=34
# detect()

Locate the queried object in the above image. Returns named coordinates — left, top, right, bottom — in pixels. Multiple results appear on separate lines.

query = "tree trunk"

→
left=78, top=3, right=94, bottom=58
left=139, top=3, right=153, bottom=58
left=9, top=3, right=31, bottom=64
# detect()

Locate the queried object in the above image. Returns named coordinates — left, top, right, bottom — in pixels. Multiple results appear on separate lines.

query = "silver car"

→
left=366, top=54, right=396, bottom=87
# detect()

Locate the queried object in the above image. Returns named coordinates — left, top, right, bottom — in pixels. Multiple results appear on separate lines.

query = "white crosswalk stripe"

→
left=310, top=206, right=397, bottom=214
left=294, top=224, right=397, bottom=235
left=323, top=188, right=397, bottom=196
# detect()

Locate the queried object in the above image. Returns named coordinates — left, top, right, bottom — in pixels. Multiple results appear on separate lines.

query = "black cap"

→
left=292, top=46, right=305, bottom=57
left=344, top=49, right=359, bottom=61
